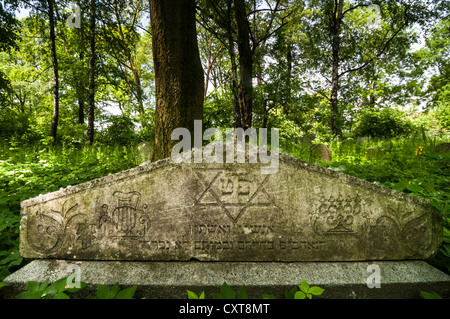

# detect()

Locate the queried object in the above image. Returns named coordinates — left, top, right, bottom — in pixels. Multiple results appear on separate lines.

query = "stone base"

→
left=3, top=260, right=450, bottom=299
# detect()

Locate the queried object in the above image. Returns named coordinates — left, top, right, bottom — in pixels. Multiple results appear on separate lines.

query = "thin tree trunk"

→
left=76, top=3, right=85, bottom=125
left=77, top=50, right=85, bottom=124
left=286, top=41, right=292, bottom=108
left=226, top=0, right=241, bottom=129
left=369, top=84, right=376, bottom=108
left=234, top=0, right=253, bottom=130
left=78, top=99, right=85, bottom=124
left=48, top=0, right=59, bottom=143
left=149, top=0, right=204, bottom=161
left=330, top=0, right=344, bottom=137
left=114, top=8, right=145, bottom=124
left=86, top=0, right=96, bottom=144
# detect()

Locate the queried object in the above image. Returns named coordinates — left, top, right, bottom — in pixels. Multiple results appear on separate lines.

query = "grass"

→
left=0, top=143, right=138, bottom=280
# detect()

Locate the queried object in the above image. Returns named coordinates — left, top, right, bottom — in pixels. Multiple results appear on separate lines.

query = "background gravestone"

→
left=310, top=143, right=333, bottom=162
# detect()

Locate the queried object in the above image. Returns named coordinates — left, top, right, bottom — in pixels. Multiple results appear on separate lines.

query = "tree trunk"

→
left=113, top=7, right=146, bottom=126
left=226, top=0, right=241, bottom=129
left=330, top=0, right=344, bottom=137
left=86, top=0, right=96, bottom=144
left=286, top=42, right=292, bottom=108
left=78, top=99, right=85, bottom=124
left=48, top=0, right=59, bottom=143
left=77, top=49, right=85, bottom=124
left=234, top=0, right=253, bottom=130
left=149, top=0, right=204, bottom=161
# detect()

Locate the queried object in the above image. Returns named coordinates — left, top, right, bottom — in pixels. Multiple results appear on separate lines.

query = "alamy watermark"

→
left=366, top=264, right=381, bottom=288
left=66, top=264, right=81, bottom=289
left=366, top=4, right=381, bottom=29
left=67, top=3, right=81, bottom=29
left=171, top=120, right=279, bottom=175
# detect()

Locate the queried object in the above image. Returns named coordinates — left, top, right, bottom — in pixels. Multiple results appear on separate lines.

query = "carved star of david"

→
left=193, top=169, right=279, bottom=223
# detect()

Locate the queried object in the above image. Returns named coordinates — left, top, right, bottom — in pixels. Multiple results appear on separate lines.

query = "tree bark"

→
left=48, top=0, right=59, bottom=143
left=77, top=50, right=85, bottom=124
left=149, top=0, right=204, bottom=161
left=78, top=98, right=85, bottom=124
left=330, top=0, right=344, bottom=137
left=234, top=0, right=253, bottom=130
left=86, top=0, right=96, bottom=144
left=286, top=41, right=292, bottom=107
left=226, top=0, right=241, bottom=129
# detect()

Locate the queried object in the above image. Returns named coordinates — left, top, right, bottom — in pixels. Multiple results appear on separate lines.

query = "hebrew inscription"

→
left=19, top=144, right=442, bottom=261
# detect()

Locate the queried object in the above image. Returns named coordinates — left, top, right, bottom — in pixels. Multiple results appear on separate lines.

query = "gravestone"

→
left=310, top=143, right=332, bottom=162
left=4, top=143, right=449, bottom=299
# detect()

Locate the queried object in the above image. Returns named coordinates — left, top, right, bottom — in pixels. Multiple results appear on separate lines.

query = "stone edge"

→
left=3, top=259, right=450, bottom=299
left=19, top=144, right=439, bottom=212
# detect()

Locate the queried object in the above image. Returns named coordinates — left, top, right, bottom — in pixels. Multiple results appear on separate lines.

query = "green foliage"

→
left=186, top=279, right=324, bottom=299
left=14, top=277, right=136, bottom=299
left=187, top=290, right=205, bottom=299
left=352, top=108, right=414, bottom=139
left=284, top=279, right=325, bottom=299
left=96, top=115, right=141, bottom=146
left=434, top=99, right=450, bottom=130
left=420, top=291, right=443, bottom=299
left=16, top=277, right=87, bottom=299
left=0, top=143, right=137, bottom=280
left=212, top=282, right=248, bottom=299
left=89, top=282, right=137, bottom=299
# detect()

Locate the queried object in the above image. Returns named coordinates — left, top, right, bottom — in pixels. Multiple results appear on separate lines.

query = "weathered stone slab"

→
left=19, top=144, right=442, bottom=261
left=4, top=260, right=450, bottom=299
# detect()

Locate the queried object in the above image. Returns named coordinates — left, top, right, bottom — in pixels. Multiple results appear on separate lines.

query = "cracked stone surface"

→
left=19, top=143, right=442, bottom=261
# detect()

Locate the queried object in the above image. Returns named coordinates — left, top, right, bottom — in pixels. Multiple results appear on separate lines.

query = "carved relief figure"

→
left=311, top=194, right=370, bottom=238
left=27, top=200, right=87, bottom=254
left=99, top=191, right=150, bottom=239
left=195, top=169, right=280, bottom=223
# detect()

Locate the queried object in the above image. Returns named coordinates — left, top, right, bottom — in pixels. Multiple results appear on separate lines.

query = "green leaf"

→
left=261, top=294, right=276, bottom=299
left=443, top=227, right=450, bottom=243
left=16, top=291, right=44, bottom=299
left=0, top=282, right=9, bottom=288
left=39, top=278, right=50, bottom=293
left=220, top=282, right=236, bottom=299
left=406, top=183, right=422, bottom=193
left=308, top=286, right=325, bottom=296
left=294, top=291, right=306, bottom=299
left=115, top=286, right=137, bottom=299
left=440, top=244, right=450, bottom=257
left=96, top=284, right=111, bottom=299
left=237, top=285, right=248, bottom=299
left=25, top=281, right=40, bottom=292
left=109, top=282, right=120, bottom=298
left=420, top=291, right=442, bottom=299
left=187, top=290, right=198, bottom=299
left=53, top=292, right=70, bottom=299
left=284, top=286, right=298, bottom=299
left=45, top=277, right=68, bottom=295
left=299, top=279, right=310, bottom=293
left=66, top=282, right=87, bottom=293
